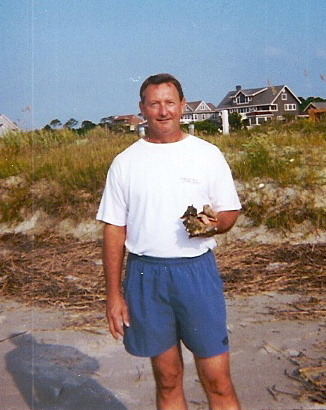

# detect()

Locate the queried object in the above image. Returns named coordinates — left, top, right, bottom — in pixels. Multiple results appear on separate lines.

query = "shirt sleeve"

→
left=208, top=148, right=241, bottom=212
left=96, top=158, right=127, bottom=225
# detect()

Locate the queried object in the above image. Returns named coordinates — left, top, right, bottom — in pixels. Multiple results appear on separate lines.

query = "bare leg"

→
left=195, top=352, right=241, bottom=410
left=151, top=344, right=188, bottom=410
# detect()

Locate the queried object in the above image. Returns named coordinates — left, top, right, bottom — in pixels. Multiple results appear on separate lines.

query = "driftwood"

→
left=263, top=340, right=326, bottom=405
left=0, top=234, right=325, bottom=316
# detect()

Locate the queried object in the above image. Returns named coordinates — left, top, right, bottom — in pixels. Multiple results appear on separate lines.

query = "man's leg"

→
left=151, top=344, right=188, bottom=410
left=195, top=352, right=241, bottom=410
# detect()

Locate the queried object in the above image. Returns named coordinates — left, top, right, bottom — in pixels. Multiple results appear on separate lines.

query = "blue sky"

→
left=1, top=0, right=326, bottom=129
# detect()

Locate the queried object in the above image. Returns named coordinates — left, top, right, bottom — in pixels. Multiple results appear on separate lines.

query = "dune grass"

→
left=0, top=119, right=325, bottom=229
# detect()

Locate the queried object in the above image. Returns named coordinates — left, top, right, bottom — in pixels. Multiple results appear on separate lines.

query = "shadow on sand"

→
left=5, top=333, right=127, bottom=409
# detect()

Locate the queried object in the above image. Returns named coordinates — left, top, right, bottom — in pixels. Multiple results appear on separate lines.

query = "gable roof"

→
left=185, top=101, right=217, bottom=112
left=303, top=101, right=326, bottom=112
left=0, top=114, right=19, bottom=136
left=218, top=85, right=301, bottom=109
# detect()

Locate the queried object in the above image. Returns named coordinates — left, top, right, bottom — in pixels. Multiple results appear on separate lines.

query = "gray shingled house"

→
left=181, top=101, right=218, bottom=124
left=217, top=85, right=301, bottom=126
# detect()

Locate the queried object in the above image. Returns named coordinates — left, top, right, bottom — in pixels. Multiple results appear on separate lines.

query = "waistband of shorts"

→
left=127, top=249, right=212, bottom=265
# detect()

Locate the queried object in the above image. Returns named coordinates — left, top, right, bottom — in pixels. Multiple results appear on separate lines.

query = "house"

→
left=0, top=114, right=20, bottom=136
left=181, top=101, right=219, bottom=124
left=303, top=101, right=326, bottom=111
left=110, top=115, right=144, bottom=131
left=217, top=85, right=301, bottom=126
left=303, top=101, right=326, bottom=121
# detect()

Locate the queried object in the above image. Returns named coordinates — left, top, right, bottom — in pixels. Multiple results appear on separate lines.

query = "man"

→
left=97, top=73, right=241, bottom=410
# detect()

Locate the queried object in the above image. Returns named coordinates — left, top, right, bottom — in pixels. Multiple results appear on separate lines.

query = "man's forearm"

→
left=198, top=209, right=240, bottom=234
left=213, top=210, right=240, bottom=234
left=102, top=223, right=127, bottom=296
left=102, top=223, right=130, bottom=339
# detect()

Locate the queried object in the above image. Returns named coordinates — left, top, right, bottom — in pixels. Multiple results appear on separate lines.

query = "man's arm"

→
left=102, top=223, right=130, bottom=340
left=199, top=210, right=240, bottom=234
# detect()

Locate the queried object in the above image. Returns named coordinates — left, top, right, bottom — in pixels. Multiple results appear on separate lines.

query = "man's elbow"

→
left=218, top=210, right=240, bottom=233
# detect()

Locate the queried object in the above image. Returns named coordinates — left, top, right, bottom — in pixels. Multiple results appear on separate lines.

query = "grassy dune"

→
left=0, top=120, right=325, bottom=231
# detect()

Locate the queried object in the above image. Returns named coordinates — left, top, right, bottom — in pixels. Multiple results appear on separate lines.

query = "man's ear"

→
left=181, top=98, right=186, bottom=113
left=139, top=101, right=144, bottom=116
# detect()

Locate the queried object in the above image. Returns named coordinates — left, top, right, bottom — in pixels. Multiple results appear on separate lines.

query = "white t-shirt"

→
left=96, top=135, right=241, bottom=257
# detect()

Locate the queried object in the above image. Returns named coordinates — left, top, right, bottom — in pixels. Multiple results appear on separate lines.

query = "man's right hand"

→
left=106, top=293, right=130, bottom=340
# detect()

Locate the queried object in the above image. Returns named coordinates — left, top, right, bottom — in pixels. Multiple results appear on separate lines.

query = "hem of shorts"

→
left=192, top=346, right=230, bottom=359
left=124, top=342, right=178, bottom=358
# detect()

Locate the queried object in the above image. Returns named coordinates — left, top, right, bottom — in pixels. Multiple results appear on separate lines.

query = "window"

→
left=270, top=105, right=278, bottom=111
left=235, top=93, right=249, bottom=104
left=193, top=114, right=198, bottom=120
left=284, top=104, right=296, bottom=111
left=256, top=105, right=269, bottom=112
left=200, top=103, right=206, bottom=110
left=281, top=93, right=287, bottom=100
left=202, top=114, right=206, bottom=120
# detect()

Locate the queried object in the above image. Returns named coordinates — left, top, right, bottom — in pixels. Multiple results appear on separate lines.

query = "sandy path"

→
left=0, top=293, right=325, bottom=410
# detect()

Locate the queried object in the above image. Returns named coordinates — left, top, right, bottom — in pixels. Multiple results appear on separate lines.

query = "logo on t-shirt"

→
left=181, top=177, right=199, bottom=185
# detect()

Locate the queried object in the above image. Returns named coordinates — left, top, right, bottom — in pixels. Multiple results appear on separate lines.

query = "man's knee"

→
left=153, top=366, right=183, bottom=392
left=205, top=375, right=235, bottom=397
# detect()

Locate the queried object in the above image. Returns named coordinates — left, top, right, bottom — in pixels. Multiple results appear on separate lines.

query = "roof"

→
left=304, top=101, right=326, bottom=111
left=185, top=101, right=217, bottom=112
left=113, top=115, right=143, bottom=125
left=0, top=114, right=19, bottom=136
left=207, top=103, right=218, bottom=111
left=217, top=85, right=301, bottom=109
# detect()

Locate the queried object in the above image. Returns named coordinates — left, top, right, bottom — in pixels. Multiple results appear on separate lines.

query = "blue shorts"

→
left=123, top=250, right=229, bottom=358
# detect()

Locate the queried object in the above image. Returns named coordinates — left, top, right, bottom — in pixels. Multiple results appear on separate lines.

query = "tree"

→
left=229, top=112, right=243, bottom=131
left=100, top=116, right=115, bottom=128
left=193, top=119, right=222, bottom=134
left=64, top=118, right=78, bottom=129
left=81, top=120, right=96, bottom=131
left=299, top=96, right=326, bottom=112
left=49, top=119, right=62, bottom=129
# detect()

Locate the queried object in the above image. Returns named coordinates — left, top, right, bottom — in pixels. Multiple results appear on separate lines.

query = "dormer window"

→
left=236, top=94, right=250, bottom=104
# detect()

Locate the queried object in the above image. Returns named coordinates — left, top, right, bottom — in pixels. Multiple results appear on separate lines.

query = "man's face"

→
left=139, top=82, right=185, bottom=137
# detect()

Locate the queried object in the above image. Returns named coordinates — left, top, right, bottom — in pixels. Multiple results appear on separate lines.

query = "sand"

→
left=0, top=292, right=324, bottom=410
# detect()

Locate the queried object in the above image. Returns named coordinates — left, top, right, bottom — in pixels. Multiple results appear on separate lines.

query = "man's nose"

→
left=159, top=104, right=168, bottom=116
